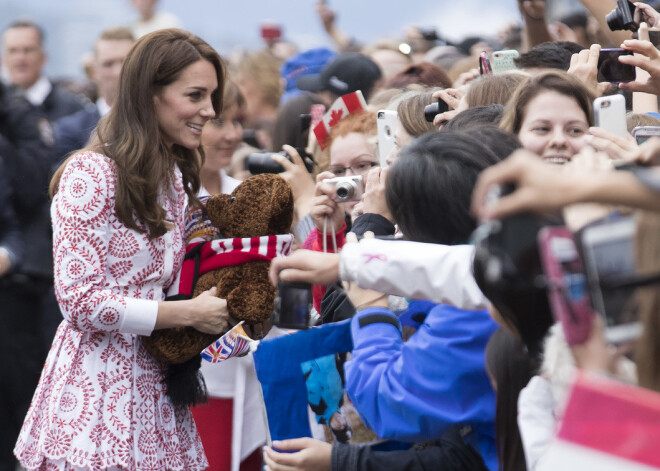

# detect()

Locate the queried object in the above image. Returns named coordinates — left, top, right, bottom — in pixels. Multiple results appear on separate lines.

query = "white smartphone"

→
left=631, top=126, right=660, bottom=145
left=579, top=217, right=642, bottom=344
left=492, top=50, right=519, bottom=74
left=377, top=110, right=397, bottom=167
left=593, top=95, right=628, bottom=140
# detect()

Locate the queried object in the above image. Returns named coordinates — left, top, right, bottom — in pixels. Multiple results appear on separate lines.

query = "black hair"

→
left=472, top=213, right=556, bottom=366
left=459, top=126, right=521, bottom=161
left=271, top=92, right=324, bottom=151
left=485, top=328, right=535, bottom=471
left=386, top=131, right=501, bottom=245
left=442, top=104, right=505, bottom=131
left=514, top=41, right=584, bottom=71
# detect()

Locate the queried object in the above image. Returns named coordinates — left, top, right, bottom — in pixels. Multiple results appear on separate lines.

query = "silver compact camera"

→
left=324, top=175, right=364, bottom=203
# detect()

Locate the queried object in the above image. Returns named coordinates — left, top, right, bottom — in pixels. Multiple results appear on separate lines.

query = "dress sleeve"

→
left=52, top=153, right=158, bottom=335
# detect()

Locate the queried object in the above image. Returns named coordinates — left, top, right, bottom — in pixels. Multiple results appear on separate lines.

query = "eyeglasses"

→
left=329, top=160, right=379, bottom=177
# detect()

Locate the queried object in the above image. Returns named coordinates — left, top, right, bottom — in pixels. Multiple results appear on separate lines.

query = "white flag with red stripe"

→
left=539, top=372, right=660, bottom=470
left=313, top=91, right=367, bottom=150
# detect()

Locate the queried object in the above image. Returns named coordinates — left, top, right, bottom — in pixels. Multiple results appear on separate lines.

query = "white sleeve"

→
left=518, top=376, right=557, bottom=471
left=339, top=239, right=490, bottom=310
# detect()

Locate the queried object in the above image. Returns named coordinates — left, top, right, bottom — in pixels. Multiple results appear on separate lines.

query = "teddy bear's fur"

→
left=142, top=174, right=294, bottom=365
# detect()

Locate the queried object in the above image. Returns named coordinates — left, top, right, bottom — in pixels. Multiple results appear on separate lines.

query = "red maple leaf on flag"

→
left=328, top=109, right=343, bottom=127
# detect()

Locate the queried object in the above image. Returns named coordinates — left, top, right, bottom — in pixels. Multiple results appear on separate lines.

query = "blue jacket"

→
left=345, top=301, right=498, bottom=471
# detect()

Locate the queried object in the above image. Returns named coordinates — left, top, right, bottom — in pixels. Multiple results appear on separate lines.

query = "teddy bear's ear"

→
left=268, top=177, right=294, bottom=234
left=205, top=194, right=233, bottom=229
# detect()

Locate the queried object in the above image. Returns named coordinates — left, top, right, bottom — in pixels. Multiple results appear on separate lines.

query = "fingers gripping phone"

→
left=594, top=95, right=628, bottom=140
left=377, top=110, right=397, bottom=167
left=538, top=227, right=596, bottom=346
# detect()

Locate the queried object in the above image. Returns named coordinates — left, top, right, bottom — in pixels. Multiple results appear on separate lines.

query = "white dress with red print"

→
left=14, top=151, right=208, bottom=471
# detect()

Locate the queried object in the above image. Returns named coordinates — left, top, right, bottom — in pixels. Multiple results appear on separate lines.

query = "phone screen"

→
left=538, top=227, right=595, bottom=346
left=597, top=49, right=635, bottom=83
left=277, top=281, right=312, bottom=329
left=579, top=218, right=641, bottom=343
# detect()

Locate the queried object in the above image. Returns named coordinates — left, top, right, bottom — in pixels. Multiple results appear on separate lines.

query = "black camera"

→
left=606, top=0, right=638, bottom=32
left=244, top=148, right=315, bottom=175
left=424, top=98, right=449, bottom=123
left=273, top=281, right=312, bottom=330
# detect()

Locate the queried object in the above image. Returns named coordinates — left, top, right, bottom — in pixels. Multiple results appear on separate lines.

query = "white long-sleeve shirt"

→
left=339, top=238, right=490, bottom=310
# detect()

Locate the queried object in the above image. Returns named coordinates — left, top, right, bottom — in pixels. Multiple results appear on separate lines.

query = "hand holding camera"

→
left=362, top=167, right=393, bottom=222
left=310, top=172, right=354, bottom=233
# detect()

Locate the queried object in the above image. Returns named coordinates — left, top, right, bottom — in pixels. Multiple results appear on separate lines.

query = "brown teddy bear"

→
left=141, top=173, right=294, bottom=370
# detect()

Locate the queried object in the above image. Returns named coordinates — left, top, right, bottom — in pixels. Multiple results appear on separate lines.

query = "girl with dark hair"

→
left=15, top=29, right=229, bottom=471
left=485, top=328, right=536, bottom=471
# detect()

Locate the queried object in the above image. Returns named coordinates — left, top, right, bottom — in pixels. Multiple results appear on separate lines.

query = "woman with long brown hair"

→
left=14, top=29, right=229, bottom=471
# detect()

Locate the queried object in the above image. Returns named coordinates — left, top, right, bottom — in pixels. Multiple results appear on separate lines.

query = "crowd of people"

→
left=2, top=0, right=660, bottom=470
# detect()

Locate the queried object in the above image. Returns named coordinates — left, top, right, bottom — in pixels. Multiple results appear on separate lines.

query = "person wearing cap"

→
left=296, top=52, right=382, bottom=105
left=280, top=47, right=336, bottom=104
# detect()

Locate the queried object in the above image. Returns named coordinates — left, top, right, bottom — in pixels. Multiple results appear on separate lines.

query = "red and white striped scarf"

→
left=168, top=234, right=294, bottom=298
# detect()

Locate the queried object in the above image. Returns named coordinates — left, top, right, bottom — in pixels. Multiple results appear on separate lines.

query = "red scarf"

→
left=168, top=234, right=294, bottom=298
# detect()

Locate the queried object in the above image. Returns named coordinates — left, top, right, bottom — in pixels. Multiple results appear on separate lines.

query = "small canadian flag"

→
left=313, top=91, right=368, bottom=150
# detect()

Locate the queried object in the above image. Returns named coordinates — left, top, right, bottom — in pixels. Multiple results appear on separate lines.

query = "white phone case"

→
left=377, top=110, right=397, bottom=167
left=594, top=95, right=628, bottom=139
left=492, top=50, right=519, bottom=74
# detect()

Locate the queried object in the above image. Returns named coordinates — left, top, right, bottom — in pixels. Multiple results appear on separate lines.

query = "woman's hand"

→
left=310, top=172, right=346, bottom=232
left=628, top=136, right=660, bottom=164
left=568, top=44, right=610, bottom=95
left=269, top=250, right=341, bottom=286
left=618, top=39, right=660, bottom=96
left=188, top=287, right=230, bottom=334
left=362, top=167, right=393, bottom=222
left=271, top=145, right=316, bottom=210
left=634, top=1, right=660, bottom=28
left=585, top=126, right=638, bottom=160
left=263, top=438, right=331, bottom=471
left=471, top=149, right=581, bottom=220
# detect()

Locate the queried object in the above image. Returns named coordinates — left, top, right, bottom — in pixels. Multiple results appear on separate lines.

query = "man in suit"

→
left=2, top=20, right=85, bottom=121
left=53, top=27, right=135, bottom=161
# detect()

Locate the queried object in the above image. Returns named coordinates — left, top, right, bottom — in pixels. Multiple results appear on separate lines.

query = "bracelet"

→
left=355, top=294, right=388, bottom=311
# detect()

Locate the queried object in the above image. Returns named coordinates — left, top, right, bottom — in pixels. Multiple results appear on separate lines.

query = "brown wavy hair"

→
left=51, top=29, right=225, bottom=239
left=500, top=71, right=594, bottom=136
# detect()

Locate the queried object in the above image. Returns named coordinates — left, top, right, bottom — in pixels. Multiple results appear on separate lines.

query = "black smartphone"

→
left=597, top=48, right=636, bottom=83
left=276, top=281, right=312, bottom=330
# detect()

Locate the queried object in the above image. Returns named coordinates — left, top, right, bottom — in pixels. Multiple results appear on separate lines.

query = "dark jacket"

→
left=331, top=425, right=489, bottom=471
left=0, top=88, right=56, bottom=278
left=39, top=82, right=86, bottom=122
left=53, top=105, right=100, bottom=163
left=0, top=155, right=23, bottom=272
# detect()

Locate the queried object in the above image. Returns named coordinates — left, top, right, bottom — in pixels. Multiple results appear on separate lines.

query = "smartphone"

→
left=538, top=227, right=595, bottom=346
left=479, top=52, right=492, bottom=76
left=594, top=95, right=628, bottom=140
left=632, top=126, right=660, bottom=145
left=579, top=217, right=642, bottom=344
left=275, top=281, right=312, bottom=330
left=492, top=50, right=520, bottom=74
left=377, top=110, right=398, bottom=167
left=597, top=48, right=636, bottom=83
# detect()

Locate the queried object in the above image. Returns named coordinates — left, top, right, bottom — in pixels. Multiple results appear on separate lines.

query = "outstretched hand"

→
left=263, top=438, right=331, bottom=471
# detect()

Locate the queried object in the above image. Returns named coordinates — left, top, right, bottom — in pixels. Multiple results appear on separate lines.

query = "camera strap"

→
left=322, top=215, right=338, bottom=253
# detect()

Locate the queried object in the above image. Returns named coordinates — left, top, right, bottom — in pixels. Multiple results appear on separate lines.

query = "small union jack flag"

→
left=201, top=322, right=253, bottom=363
